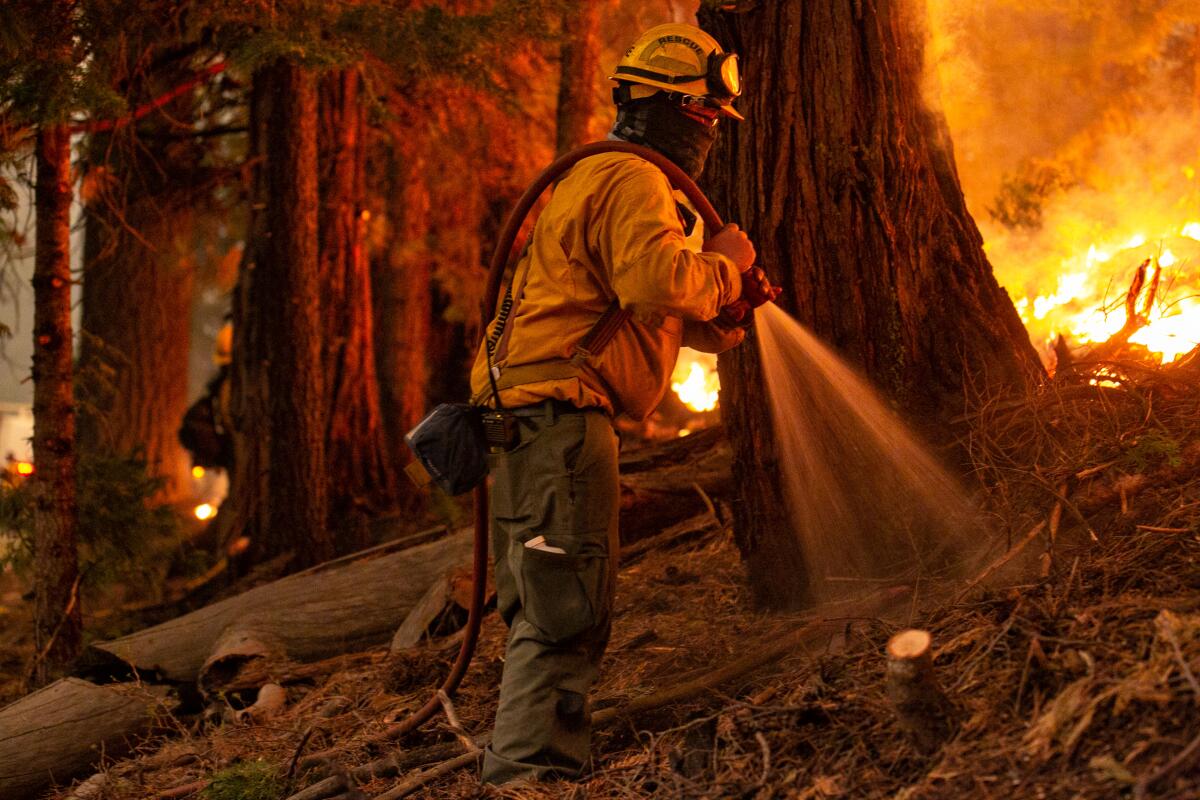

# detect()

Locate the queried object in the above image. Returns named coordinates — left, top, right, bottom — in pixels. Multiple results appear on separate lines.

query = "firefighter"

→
left=470, top=23, right=778, bottom=784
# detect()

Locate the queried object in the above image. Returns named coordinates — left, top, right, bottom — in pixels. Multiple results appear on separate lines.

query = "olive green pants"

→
left=481, top=406, right=619, bottom=784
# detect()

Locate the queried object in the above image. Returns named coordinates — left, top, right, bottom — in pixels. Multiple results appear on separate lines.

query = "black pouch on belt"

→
left=403, top=403, right=489, bottom=495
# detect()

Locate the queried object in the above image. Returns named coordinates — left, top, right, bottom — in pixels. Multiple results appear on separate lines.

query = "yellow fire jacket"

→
left=470, top=151, right=745, bottom=420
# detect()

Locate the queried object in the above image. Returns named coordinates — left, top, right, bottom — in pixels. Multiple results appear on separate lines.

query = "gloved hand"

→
left=740, top=266, right=781, bottom=309
left=715, top=267, right=782, bottom=327
left=703, top=223, right=756, bottom=270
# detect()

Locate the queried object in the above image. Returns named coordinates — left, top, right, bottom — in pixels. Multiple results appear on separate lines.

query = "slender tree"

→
left=700, top=0, right=1045, bottom=608
left=78, top=109, right=198, bottom=500
left=229, top=74, right=272, bottom=561
left=31, top=123, right=82, bottom=682
left=372, top=132, right=433, bottom=476
left=555, top=0, right=601, bottom=154
left=255, top=59, right=331, bottom=567
left=319, top=67, right=396, bottom=545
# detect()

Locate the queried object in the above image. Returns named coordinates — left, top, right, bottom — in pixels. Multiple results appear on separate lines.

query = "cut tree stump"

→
left=885, top=629, right=956, bottom=754
left=91, top=529, right=474, bottom=693
left=0, top=678, right=175, bottom=799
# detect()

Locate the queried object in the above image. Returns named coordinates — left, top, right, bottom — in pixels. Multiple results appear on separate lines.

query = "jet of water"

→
left=755, top=303, right=988, bottom=602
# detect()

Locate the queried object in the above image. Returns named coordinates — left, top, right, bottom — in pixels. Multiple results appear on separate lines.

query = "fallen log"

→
left=885, top=629, right=956, bottom=754
left=0, top=678, right=175, bottom=799
left=92, top=529, right=475, bottom=693
left=618, top=426, right=732, bottom=543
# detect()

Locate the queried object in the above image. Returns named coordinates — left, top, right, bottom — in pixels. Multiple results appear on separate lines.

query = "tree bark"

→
left=78, top=123, right=195, bottom=500
left=319, top=68, right=396, bottom=544
left=372, top=132, right=432, bottom=469
left=699, top=0, right=1044, bottom=608
left=31, top=124, right=83, bottom=683
left=229, top=72, right=272, bottom=562
left=0, top=679, right=174, bottom=799
left=255, top=59, right=331, bottom=568
left=555, top=0, right=602, bottom=155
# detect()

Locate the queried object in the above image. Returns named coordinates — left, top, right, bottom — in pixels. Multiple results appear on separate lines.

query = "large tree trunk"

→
left=555, top=0, right=601, bottom=154
left=319, top=68, right=396, bottom=546
left=699, top=0, right=1044, bottom=609
left=255, top=60, right=331, bottom=568
left=78, top=125, right=195, bottom=500
left=31, top=124, right=83, bottom=683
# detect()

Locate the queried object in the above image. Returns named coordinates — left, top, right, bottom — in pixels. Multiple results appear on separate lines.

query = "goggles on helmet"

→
left=707, top=52, right=741, bottom=99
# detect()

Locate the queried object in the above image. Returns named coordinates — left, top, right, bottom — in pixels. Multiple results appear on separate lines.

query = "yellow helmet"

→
left=609, top=23, right=744, bottom=120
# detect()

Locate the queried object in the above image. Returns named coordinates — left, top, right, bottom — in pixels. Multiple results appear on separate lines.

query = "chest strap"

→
left=474, top=300, right=632, bottom=405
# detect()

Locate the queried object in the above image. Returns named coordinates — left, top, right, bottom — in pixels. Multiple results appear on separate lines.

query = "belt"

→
left=504, top=398, right=600, bottom=419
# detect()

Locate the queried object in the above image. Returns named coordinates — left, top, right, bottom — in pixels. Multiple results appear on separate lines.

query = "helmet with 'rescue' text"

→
left=609, top=23, right=744, bottom=120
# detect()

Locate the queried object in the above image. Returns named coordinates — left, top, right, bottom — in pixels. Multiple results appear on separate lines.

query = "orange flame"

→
left=671, top=351, right=720, bottom=412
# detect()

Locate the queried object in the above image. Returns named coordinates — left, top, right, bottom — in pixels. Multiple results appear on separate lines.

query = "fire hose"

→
left=388, top=141, right=730, bottom=741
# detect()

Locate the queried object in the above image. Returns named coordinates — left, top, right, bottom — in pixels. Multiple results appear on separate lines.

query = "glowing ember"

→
left=194, top=503, right=216, bottom=521
left=671, top=352, right=720, bottom=412
left=15, top=461, right=34, bottom=476
left=192, top=465, right=206, bottom=479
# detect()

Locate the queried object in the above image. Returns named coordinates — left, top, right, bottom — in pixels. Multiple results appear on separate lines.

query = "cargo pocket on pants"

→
left=517, top=541, right=607, bottom=644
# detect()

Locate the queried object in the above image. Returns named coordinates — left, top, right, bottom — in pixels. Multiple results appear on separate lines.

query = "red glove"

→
left=740, top=266, right=781, bottom=309
left=715, top=267, right=782, bottom=326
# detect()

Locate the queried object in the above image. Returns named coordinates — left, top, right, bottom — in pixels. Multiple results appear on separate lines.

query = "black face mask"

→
left=610, top=95, right=718, bottom=180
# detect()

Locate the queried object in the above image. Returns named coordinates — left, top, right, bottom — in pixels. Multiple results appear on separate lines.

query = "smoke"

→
left=925, top=1, right=1200, bottom=362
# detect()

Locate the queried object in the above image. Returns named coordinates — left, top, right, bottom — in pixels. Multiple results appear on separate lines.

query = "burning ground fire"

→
left=1004, top=224, right=1200, bottom=365
left=671, top=351, right=720, bottom=413
left=927, top=1, right=1200, bottom=369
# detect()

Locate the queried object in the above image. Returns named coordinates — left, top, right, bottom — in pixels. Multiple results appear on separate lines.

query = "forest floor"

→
left=19, top=359, right=1200, bottom=800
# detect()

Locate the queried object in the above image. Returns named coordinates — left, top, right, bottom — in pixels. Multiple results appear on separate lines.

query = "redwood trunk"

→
left=79, top=127, right=194, bottom=499
left=31, top=124, right=83, bottom=681
left=319, top=68, right=395, bottom=542
left=257, top=60, right=331, bottom=568
left=700, top=1, right=1044, bottom=608
left=229, top=75, right=273, bottom=560
left=372, top=138, right=433, bottom=469
left=555, top=0, right=601, bottom=155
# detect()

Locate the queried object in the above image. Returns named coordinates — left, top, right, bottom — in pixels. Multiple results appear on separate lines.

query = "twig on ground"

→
left=286, top=775, right=348, bottom=800
left=754, top=731, right=770, bottom=787
left=371, top=750, right=483, bottom=800
left=287, top=725, right=323, bottom=782
left=953, top=521, right=1046, bottom=604
left=437, top=689, right=480, bottom=753
left=1134, top=730, right=1200, bottom=800
left=158, top=779, right=208, bottom=799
